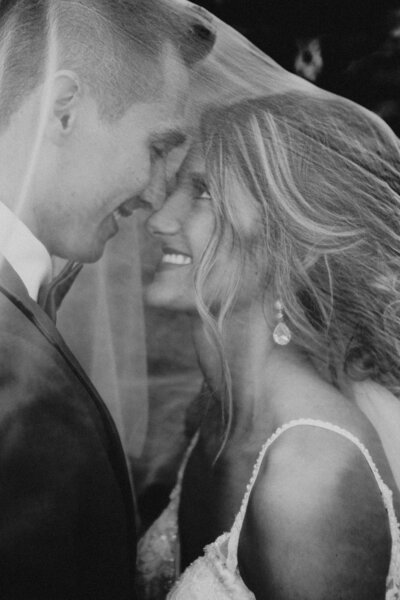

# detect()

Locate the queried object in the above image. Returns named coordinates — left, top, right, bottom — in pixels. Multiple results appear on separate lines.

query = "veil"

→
left=1, top=0, right=400, bottom=489
left=56, top=224, right=148, bottom=459
left=177, top=1, right=400, bottom=490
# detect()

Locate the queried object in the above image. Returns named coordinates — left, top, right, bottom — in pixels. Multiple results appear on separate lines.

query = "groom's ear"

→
left=47, top=71, right=81, bottom=143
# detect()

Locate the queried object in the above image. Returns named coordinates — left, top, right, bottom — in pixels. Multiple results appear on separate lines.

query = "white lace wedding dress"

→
left=136, top=419, right=400, bottom=600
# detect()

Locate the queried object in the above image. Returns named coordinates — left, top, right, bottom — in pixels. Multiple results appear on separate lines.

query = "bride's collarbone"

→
left=179, top=440, right=257, bottom=567
left=194, top=422, right=263, bottom=478
left=182, top=430, right=262, bottom=523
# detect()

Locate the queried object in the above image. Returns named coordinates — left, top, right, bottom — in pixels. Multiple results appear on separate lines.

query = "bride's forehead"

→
left=183, top=142, right=205, bottom=172
left=169, top=146, right=206, bottom=195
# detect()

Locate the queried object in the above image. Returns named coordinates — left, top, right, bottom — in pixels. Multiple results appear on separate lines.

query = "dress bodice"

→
left=136, top=419, right=400, bottom=600
left=136, top=434, right=199, bottom=599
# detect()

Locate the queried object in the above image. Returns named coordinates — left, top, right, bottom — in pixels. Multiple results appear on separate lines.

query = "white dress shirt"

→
left=0, top=201, right=52, bottom=301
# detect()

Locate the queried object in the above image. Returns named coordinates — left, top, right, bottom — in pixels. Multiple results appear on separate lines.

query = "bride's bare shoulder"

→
left=237, top=421, right=393, bottom=600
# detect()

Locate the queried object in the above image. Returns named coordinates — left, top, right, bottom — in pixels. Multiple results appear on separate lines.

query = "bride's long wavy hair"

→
left=195, top=92, right=400, bottom=423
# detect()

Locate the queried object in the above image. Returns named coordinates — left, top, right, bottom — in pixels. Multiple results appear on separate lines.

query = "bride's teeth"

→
left=162, top=253, right=192, bottom=265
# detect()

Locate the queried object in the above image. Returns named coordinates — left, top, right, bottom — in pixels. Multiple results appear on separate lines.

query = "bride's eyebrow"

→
left=191, top=173, right=208, bottom=190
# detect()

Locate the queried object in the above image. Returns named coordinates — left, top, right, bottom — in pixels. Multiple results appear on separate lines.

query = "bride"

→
left=137, top=8, right=400, bottom=600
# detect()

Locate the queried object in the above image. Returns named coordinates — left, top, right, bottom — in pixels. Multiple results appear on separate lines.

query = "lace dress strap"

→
left=226, top=418, right=400, bottom=580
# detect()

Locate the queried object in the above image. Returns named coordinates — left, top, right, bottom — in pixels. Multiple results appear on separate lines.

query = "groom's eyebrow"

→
left=151, top=128, right=187, bottom=151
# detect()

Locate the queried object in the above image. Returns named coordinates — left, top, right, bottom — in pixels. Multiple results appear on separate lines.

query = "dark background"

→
left=199, top=0, right=400, bottom=135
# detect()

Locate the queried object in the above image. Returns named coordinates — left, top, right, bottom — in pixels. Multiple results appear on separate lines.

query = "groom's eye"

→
left=152, top=145, right=165, bottom=159
left=150, top=131, right=186, bottom=159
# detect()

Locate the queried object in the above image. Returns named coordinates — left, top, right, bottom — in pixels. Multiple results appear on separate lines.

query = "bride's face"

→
left=145, top=143, right=261, bottom=313
left=145, top=144, right=215, bottom=312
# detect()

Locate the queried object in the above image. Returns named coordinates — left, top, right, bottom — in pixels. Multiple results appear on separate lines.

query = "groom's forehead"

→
left=143, top=45, right=191, bottom=146
left=159, top=42, right=190, bottom=106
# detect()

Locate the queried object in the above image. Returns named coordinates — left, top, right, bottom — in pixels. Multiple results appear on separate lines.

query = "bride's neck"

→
left=192, top=303, right=270, bottom=390
left=191, top=302, right=309, bottom=437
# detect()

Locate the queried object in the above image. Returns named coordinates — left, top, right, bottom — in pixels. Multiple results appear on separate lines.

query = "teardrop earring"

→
left=272, top=300, right=292, bottom=345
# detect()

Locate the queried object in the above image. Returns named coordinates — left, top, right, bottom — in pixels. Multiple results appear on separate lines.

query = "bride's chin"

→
left=144, top=282, right=196, bottom=312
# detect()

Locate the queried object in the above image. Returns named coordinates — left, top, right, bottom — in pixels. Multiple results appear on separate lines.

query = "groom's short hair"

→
left=0, top=0, right=214, bottom=129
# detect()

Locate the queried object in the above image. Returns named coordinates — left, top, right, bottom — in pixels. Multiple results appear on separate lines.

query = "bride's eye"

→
left=193, top=176, right=211, bottom=201
left=197, top=189, right=211, bottom=200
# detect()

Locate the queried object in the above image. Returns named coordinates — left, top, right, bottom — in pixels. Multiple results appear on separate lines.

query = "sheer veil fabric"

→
left=137, top=7, right=400, bottom=597
left=354, top=381, right=400, bottom=493
left=1, top=0, right=400, bottom=483
left=56, top=225, right=148, bottom=459
left=172, top=1, right=400, bottom=491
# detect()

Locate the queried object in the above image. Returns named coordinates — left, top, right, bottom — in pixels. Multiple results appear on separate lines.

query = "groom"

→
left=0, top=0, right=214, bottom=598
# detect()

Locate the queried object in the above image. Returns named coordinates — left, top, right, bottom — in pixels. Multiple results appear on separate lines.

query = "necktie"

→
left=38, top=260, right=83, bottom=322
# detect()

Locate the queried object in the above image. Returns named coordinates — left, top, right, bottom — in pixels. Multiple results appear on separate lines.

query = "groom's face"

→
left=36, top=43, right=189, bottom=262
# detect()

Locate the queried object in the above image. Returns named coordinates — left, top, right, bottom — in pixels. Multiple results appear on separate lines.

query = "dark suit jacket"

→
left=0, top=260, right=137, bottom=600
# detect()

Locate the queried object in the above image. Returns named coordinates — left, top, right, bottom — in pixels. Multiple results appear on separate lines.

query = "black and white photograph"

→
left=0, top=0, right=399, bottom=598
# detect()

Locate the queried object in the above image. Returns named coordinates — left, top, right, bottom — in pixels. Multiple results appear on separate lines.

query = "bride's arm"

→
left=237, top=426, right=391, bottom=600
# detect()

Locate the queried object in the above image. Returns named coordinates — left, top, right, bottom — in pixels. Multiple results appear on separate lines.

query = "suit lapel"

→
left=0, top=259, right=136, bottom=542
left=0, top=259, right=103, bottom=405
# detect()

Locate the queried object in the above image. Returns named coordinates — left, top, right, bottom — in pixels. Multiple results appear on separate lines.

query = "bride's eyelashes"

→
left=197, top=189, right=212, bottom=201
left=192, top=175, right=211, bottom=201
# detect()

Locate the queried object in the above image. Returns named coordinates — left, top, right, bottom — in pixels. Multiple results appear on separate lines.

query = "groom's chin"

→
left=58, top=240, right=107, bottom=265
left=82, top=244, right=107, bottom=264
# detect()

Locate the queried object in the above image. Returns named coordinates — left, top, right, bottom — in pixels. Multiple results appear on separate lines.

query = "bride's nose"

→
left=146, top=191, right=187, bottom=237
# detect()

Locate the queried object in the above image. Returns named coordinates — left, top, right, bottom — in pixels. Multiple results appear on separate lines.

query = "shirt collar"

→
left=0, top=201, right=53, bottom=301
